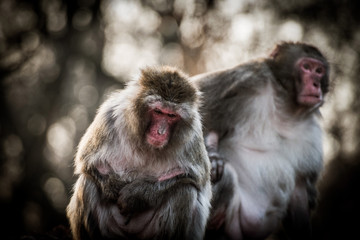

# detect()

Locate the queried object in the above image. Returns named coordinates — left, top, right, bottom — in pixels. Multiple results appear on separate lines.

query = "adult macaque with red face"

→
left=67, top=66, right=212, bottom=240
left=192, top=42, right=330, bottom=239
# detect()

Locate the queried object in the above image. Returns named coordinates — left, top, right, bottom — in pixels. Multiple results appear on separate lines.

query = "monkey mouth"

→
left=146, top=134, right=168, bottom=148
left=298, top=94, right=322, bottom=106
left=146, top=124, right=171, bottom=148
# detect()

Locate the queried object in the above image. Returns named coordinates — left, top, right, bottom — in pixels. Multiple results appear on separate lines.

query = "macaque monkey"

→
left=191, top=42, right=330, bottom=239
left=67, top=66, right=212, bottom=240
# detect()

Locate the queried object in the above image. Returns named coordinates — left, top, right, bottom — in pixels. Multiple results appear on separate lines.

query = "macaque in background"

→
left=66, top=66, right=212, bottom=240
left=191, top=42, right=330, bottom=240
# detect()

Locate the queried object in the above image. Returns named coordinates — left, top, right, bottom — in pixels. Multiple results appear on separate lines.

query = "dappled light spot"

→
left=78, top=85, right=99, bottom=107
left=43, top=177, right=67, bottom=212
left=4, top=134, right=23, bottom=158
left=23, top=202, right=42, bottom=232
left=323, top=133, right=341, bottom=165
left=160, top=43, right=184, bottom=69
left=21, top=31, right=40, bottom=52
left=278, top=20, right=303, bottom=41
left=43, top=0, right=67, bottom=33
left=27, top=114, right=47, bottom=136
left=101, top=0, right=162, bottom=80
left=341, top=113, right=359, bottom=156
left=102, top=38, right=160, bottom=80
left=230, top=15, right=256, bottom=44
left=69, top=104, right=89, bottom=132
left=217, top=0, right=247, bottom=16
left=69, top=57, right=96, bottom=84
left=0, top=135, right=23, bottom=200
left=0, top=49, right=23, bottom=69
left=180, top=17, right=204, bottom=48
left=105, top=0, right=142, bottom=25
left=72, top=8, right=93, bottom=30
left=80, top=32, right=98, bottom=57
left=46, top=118, right=75, bottom=160
left=334, top=81, right=354, bottom=112
left=4, top=135, right=23, bottom=157
left=305, top=26, right=329, bottom=49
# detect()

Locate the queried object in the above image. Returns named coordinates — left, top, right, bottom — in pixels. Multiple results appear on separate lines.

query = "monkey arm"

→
left=207, top=164, right=237, bottom=230
left=83, top=164, right=127, bottom=202
left=117, top=174, right=200, bottom=215
left=305, top=171, right=319, bottom=210
left=205, top=131, right=225, bottom=183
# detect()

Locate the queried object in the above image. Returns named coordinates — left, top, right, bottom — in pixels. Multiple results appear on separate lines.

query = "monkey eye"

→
left=303, top=63, right=310, bottom=70
left=154, top=108, right=162, bottom=114
left=316, top=67, right=323, bottom=74
left=167, top=113, right=177, bottom=118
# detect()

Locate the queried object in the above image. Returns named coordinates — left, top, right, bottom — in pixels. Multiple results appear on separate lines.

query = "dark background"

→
left=1, top=0, right=359, bottom=239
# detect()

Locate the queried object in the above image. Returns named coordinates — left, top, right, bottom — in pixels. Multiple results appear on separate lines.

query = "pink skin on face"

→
left=296, top=57, right=325, bottom=106
left=146, top=106, right=180, bottom=148
left=145, top=106, right=185, bottom=181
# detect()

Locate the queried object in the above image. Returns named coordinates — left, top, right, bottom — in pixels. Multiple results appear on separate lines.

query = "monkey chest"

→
left=221, top=136, right=321, bottom=190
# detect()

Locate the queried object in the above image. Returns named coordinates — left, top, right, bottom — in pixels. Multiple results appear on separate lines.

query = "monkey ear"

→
left=269, top=41, right=295, bottom=59
left=269, top=46, right=279, bottom=59
left=269, top=43, right=283, bottom=59
left=269, top=42, right=287, bottom=59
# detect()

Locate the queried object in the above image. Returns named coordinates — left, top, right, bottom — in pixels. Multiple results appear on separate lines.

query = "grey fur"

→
left=192, top=42, right=329, bottom=239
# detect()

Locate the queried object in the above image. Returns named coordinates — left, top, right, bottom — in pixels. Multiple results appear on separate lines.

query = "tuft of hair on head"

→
left=269, top=41, right=326, bottom=61
left=139, top=66, right=198, bottom=104
left=269, top=41, right=304, bottom=59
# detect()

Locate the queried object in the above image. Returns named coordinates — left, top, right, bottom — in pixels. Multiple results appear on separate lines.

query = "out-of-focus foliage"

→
left=0, top=0, right=359, bottom=239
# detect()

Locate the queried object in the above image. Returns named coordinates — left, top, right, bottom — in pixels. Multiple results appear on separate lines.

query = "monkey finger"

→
left=211, top=160, right=219, bottom=183
left=211, top=158, right=225, bottom=183
left=205, top=131, right=219, bottom=151
left=216, top=159, right=224, bottom=181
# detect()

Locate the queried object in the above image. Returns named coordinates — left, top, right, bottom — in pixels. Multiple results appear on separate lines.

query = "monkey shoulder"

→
left=192, top=61, right=269, bottom=90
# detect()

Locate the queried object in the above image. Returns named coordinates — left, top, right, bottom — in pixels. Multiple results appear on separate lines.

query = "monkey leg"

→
left=282, top=178, right=312, bottom=240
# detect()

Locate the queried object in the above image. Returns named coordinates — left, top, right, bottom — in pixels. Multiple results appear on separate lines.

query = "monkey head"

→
left=269, top=42, right=330, bottom=110
left=132, top=66, right=200, bottom=149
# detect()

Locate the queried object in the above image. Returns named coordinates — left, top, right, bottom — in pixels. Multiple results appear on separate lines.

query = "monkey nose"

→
left=313, top=79, right=320, bottom=88
left=157, top=126, right=166, bottom=135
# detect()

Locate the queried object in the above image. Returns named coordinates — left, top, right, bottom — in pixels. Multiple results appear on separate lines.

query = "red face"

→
left=296, top=57, right=326, bottom=107
left=146, top=105, right=180, bottom=148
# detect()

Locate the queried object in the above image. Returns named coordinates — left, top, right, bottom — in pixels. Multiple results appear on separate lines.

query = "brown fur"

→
left=139, top=66, right=197, bottom=104
left=67, top=66, right=212, bottom=240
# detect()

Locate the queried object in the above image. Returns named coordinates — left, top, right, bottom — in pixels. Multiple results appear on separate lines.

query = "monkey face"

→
left=295, top=57, right=327, bottom=107
left=269, top=42, right=330, bottom=110
left=146, top=103, right=181, bottom=148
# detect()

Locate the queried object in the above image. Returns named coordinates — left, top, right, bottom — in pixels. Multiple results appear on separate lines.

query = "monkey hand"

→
left=118, top=196, right=150, bottom=216
left=85, top=165, right=126, bottom=202
left=101, top=181, right=121, bottom=202
left=117, top=178, right=158, bottom=216
left=117, top=175, right=198, bottom=215
left=208, top=151, right=225, bottom=183
left=205, top=131, right=225, bottom=183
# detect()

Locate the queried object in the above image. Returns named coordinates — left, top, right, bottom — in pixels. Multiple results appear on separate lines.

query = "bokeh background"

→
left=1, top=0, right=359, bottom=239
